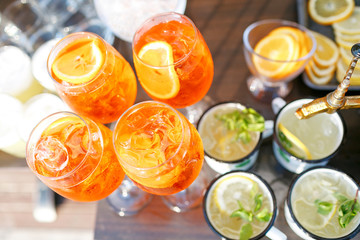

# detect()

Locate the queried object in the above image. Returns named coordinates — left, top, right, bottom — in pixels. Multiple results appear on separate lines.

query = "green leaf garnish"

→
left=230, top=191, right=272, bottom=240
left=216, top=108, right=265, bottom=144
left=314, top=199, right=334, bottom=215
left=254, top=194, right=263, bottom=212
left=255, top=208, right=272, bottom=222
left=239, top=223, right=253, bottom=240
left=316, top=190, right=360, bottom=229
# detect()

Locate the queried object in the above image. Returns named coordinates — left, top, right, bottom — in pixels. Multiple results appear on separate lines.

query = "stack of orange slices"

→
left=253, top=26, right=312, bottom=80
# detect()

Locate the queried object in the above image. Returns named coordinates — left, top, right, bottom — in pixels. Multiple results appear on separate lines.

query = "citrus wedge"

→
left=137, top=41, right=180, bottom=100
left=278, top=123, right=312, bottom=159
left=332, top=6, right=360, bottom=34
left=213, top=175, right=257, bottom=215
left=311, top=31, right=339, bottom=67
left=52, top=38, right=104, bottom=84
left=308, top=0, right=355, bottom=25
left=253, top=34, right=298, bottom=78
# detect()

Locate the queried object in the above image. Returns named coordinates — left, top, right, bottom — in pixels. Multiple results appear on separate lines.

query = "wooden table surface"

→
left=94, top=0, right=360, bottom=240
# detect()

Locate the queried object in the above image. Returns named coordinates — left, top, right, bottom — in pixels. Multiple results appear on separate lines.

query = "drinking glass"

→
left=94, top=0, right=187, bottom=43
left=203, top=170, right=287, bottom=240
left=113, top=101, right=204, bottom=195
left=0, top=0, right=58, bottom=53
left=272, top=98, right=345, bottom=174
left=47, top=32, right=137, bottom=124
left=197, top=102, right=270, bottom=174
left=285, top=166, right=360, bottom=239
left=243, top=19, right=316, bottom=101
left=26, top=111, right=125, bottom=202
left=0, top=45, right=43, bottom=102
left=132, top=12, right=214, bottom=123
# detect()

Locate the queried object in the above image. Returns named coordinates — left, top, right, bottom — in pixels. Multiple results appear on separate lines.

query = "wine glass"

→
left=132, top=12, right=214, bottom=125
left=243, top=19, right=316, bottom=101
left=26, top=111, right=125, bottom=202
left=112, top=101, right=205, bottom=212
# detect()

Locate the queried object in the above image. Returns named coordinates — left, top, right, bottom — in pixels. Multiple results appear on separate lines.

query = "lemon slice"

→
left=278, top=123, right=312, bottom=159
left=136, top=41, right=180, bottom=99
left=52, top=38, right=104, bottom=84
left=293, top=198, right=337, bottom=231
left=311, top=31, right=339, bottom=68
left=308, top=0, right=355, bottom=25
left=305, top=64, right=333, bottom=85
left=213, top=175, right=257, bottom=215
left=332, top=6, right=360, bottom=34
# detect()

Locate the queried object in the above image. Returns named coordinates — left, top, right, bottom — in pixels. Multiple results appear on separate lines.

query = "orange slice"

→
left=253, top=34, right=298, bottom=78
left=268, top=26, right=310, bottom=57
left=308, top=0, right=355, bottom=25
left=52, top=38, right=104, bottom=85
left=311, top=31, right=339, bottom=67
left=137, top=41, right=180, bottom=100
left=308, top=59, right=336, bottom=77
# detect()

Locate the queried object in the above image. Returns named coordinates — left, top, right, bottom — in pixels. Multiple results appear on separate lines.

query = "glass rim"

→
left=273, top=98, right=345, bottom=163
left=26, top=111, right=99, bottom=181
left=286, top=166, right=360, bottom=240
left=112, top=100, right=186, bottom=171
left=132, top=11, right=199, bottom=68
left=202, top=170, right=277, bottom=240
left=47, top=31, right=109, bottom=89
left=242, top=18, right=317, bottom=63
left=197, top=101, right=263, bottom=164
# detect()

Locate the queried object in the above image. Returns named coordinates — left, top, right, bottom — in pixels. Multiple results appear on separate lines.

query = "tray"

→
left=296, top=0, right=360, bottom=91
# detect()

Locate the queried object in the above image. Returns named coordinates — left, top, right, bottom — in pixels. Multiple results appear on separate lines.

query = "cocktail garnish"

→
left=278, top=123, right=312, bottom=159
left=314, top=199, right=334, bottom=215
left=335, top=190, right=360, bottom=228
left=230, top=193, right=272, bottom=240
left=216, top=108, right=265, bottom=144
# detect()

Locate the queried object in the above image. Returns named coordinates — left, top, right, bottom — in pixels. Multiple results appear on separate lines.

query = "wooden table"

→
left=94, top=0, right=360, bottom=239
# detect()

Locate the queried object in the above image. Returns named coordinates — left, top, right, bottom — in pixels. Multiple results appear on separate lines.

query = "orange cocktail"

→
left=113, top=101, right=204, bottom=195
left=132, top=12, right=213, bottom=109
left=48, top=32, right=137, bottom=124
left=26, top=112, right=125, bottom=202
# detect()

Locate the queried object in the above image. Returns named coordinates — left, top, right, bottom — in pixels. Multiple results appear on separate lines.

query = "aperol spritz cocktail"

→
left=132, top=12, right=213, bottom=109
left=26, top=112, right=125, bottom=202
left=113, top=101, right=204, bottom=195
left=48, top=32, right=137, bottom=124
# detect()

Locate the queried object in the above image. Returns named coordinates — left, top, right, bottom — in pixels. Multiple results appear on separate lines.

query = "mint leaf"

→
left=239, top=222, right=253, bottom=240
left=254, top=194, right=263, bottom=212
left=231, top=209, right=253, bottom=222
left=255, top=208, right=272, bottom=222
left=216, top=108, right=265, bottom=144
left=314, top=199, right=333, bottom=215
left=338, top=199, right=359, bottom=228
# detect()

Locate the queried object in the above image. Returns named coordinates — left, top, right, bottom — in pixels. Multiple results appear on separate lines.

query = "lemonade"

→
left=286, top=167, right=360, bottom=239
left=198, top=102, right=264, bottom=173
left=276, top=99, right=344, bottom=160
left=203, top=171, right=276, bottom=240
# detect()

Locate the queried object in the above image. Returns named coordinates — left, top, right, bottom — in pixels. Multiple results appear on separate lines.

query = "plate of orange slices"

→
left=297, top=0, right=360, bottom=90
